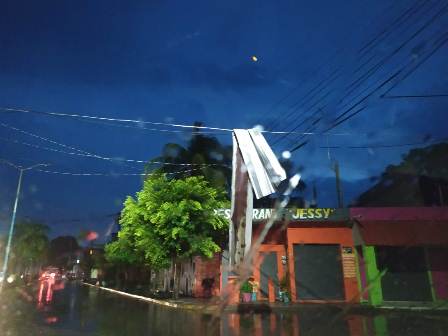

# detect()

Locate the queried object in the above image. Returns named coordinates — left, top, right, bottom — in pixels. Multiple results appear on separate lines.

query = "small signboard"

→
left=341, top=246, right=357, bottom=278
left=90, top=268, right=98, bottom=279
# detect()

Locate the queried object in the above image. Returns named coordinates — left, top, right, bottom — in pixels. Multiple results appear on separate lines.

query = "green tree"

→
left=105, top=223, right=147, bottom=288
left=12, top=221, right=49, bottom=274
left=107, top=173, right=229, bottom=298
left=356, top=142, right=448, bottom=206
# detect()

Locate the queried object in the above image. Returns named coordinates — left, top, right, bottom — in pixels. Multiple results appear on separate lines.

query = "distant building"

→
left=356, top=174, right=448, bottom=207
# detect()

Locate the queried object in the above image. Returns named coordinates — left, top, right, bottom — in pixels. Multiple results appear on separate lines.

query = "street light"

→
left=0, top=159, right=49, bottom=292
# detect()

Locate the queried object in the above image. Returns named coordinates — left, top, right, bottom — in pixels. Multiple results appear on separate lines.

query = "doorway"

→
left=293, top=244, right=345, bottom=300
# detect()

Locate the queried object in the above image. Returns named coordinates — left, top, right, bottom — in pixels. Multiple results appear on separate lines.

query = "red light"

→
left=45, top=316, right=58, bottom=324
left=86, top=231, right=99, bottom=241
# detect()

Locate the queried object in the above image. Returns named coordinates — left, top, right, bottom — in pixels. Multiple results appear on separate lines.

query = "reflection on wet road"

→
left=1, top=282, right=447, bottom=335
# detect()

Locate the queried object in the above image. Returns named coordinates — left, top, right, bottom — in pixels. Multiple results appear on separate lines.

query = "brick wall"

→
left=192, top=253, right=221, bottom=298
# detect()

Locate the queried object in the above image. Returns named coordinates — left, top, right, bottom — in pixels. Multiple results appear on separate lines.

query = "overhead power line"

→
left=0, top=159, right=205, bottom=177
left=0, top=122, right=91, bottom=155
left=294, top=25, right=448, bottom=149
left=0, top=107, right=234, bottom=132
left=274, top=1, right=446, bottom=149
left=289, top=28, right=448, bottom=152
left=263, top=0, right=408, bottom=132
left=33, top=169, right=150, bottom=176
left=76, top=117, right=230, bottom=135
left=33, top=167, right=204, bottom=177
left=335, top=30, right=448, bottom=121
left=320, top=137, right=448, bottom=149
left=0, top=123, right=230, bottom=167
left=338, top=2, right=448, bottom=108
left=358, top=0, right=429, bottom=56
left=260, top=50, right=343, bottom=132
left=0, top=106, right=351, bottom=136
left=266, top=0, right=431, bottom=143
left=382, top=93, right=448, bottom=99
left=381, top=30, right=448, bottom=97
left=0, top=136, right=230, bottom=168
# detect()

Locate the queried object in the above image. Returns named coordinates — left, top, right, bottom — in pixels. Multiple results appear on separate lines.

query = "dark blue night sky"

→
left=1, top=0, right=447, bottom=241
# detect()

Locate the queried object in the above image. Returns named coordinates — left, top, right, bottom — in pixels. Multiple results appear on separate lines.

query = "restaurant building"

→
left=220, top=207, right=448, bottom=305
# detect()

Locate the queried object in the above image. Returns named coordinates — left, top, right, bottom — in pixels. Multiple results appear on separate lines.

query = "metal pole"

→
left=0, top=169, right=23, bottom=291
left=333, top=160, right=344, bottom=208
left=0, top=161, right=47, bottom=292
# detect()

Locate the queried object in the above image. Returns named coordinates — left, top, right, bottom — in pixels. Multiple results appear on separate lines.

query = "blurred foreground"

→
left=1, top=282, right=448, bottom=336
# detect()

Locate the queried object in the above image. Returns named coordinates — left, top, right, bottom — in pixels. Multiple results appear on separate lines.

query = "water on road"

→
left=1, top=282, right=447, bottom=335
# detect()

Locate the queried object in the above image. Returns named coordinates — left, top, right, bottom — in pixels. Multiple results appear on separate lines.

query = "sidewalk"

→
left=82, top=283, right=448, bottom=315
left=82, top=283, right=220, bottom=312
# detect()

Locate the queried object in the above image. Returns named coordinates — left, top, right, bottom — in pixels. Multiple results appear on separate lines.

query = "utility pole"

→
left=310, top=181, right=318, bottom=208
left=332, top=160, right=344, bottom=208
left=0, top=160, right=48, bottom=292
left=326, top=136, right=343, bottom=208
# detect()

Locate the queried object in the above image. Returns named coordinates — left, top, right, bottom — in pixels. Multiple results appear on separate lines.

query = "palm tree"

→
left=146, top=122, right=232, bottom=190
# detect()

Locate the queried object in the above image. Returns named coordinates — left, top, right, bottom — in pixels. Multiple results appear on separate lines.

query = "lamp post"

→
left=0, top=160, right=48, bottom=292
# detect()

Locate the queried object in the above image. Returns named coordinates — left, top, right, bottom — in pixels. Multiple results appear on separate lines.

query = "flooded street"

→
left=1, top=282, right=447, bottom=335
left=1, top=1, right=448, bottom=335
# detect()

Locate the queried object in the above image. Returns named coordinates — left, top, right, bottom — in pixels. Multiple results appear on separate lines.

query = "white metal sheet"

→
left=233, top=129, right=286, bottom=199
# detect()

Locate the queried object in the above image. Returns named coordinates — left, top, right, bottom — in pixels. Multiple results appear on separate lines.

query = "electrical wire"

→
left=263, top=0, right=407, bottom=132
left=382, top=94, right=448, bottom=99
left=260, top=50, right=343, bottom=132
left=0, top=124, right=231, bottom=167
left=273, top=1, right=446, bottom=149
left=268, top=69, right=341, bottom=144
left=288, top=29, right=448, bottom=152
left=0, top=159, right=205, bottom=177
left=328, top=30, right=448, bottom=130
left=0, top=136, right=231, bottom=168
left=358, top=0, right=429, bottom=56
left=338, top=3, right=447, bottom=108
left=0, top=122, right=91, bottom=155
left=266, top=0, right=429, bottom=142
left=33, top=167, right=205, bottom=177
left=0, top=107, right=351, bottom=136
left=287, top=20, right=448, bottom=151
left=73, top=117, right=230, bottom=135
left=319, top=137, right=448, bottom=149
left=381, top=30, right=448, bottom=97
left=0, top=107, right=234, bottom=132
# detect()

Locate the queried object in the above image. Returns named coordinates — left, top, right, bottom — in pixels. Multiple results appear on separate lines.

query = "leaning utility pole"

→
left=0, top=160, right=48, bottom=292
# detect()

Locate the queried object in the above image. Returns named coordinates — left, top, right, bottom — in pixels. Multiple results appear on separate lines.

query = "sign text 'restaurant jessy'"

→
left=215, top=208, right=348, bottom=221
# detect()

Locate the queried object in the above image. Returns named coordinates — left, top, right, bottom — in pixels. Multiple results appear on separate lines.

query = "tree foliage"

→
left=146, top=123, right=232, bottom=189
left=356, top=143, right=448, bottom=206
left=104, top=223, right=144, bottom=267
left=12, top=221, right=50, bottom=270
left=105, top=174, right=229, bottom=270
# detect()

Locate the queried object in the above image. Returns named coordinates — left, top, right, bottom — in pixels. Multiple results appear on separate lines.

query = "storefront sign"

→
left=216, top=208, right=349, bottom=222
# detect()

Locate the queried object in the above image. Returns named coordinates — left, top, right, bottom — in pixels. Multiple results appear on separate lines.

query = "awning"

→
left=352, top=220, right=448, bottom=246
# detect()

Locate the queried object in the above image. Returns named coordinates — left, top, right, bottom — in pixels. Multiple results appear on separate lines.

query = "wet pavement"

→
left=1, top=282, right=447, bottom=335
